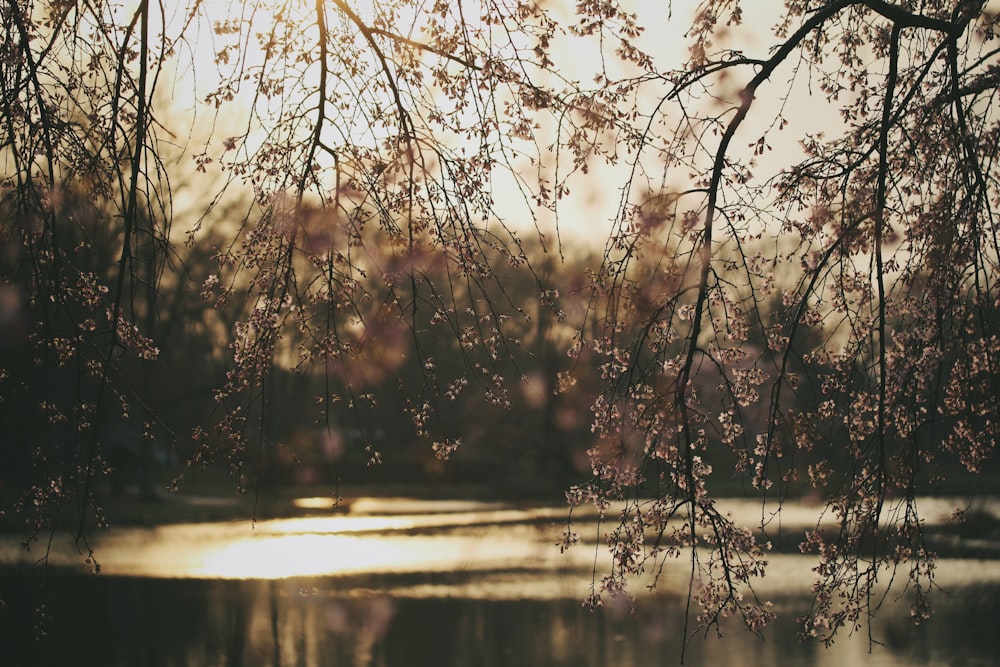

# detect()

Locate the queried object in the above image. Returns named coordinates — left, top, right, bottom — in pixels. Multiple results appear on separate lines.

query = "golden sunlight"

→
left=191, top=532, right=408, bottom=578
left=185, top=514, right=547, bottom=578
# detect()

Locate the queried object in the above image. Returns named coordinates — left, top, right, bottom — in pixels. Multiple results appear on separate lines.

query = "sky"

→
left=135, top=0, right=997, bottom=250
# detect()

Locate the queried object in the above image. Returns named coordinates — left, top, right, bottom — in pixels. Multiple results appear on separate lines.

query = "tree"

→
left=1, top=0, right=998, bottom=653
left=569, top=1, right=1000, bottom=649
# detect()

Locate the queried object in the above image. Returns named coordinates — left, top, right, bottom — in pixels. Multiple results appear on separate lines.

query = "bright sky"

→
left=152, top=1, right=761, bottom=213
left=143, top=0, right=999, bottom=248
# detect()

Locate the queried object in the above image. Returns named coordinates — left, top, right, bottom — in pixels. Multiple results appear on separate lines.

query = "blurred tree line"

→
left=6, top=176, right=989, bottom=508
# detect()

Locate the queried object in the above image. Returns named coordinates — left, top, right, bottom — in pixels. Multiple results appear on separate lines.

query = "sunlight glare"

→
left=191, top=533, right=409, bottom=578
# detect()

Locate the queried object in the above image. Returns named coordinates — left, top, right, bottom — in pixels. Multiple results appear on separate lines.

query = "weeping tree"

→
left=570, top=0, right=1000, bottom=648
left=1, top=0, right=998, bottom=651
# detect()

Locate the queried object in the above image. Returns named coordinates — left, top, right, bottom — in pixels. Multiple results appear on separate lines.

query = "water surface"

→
left=1, top=497, right=998, bottom=666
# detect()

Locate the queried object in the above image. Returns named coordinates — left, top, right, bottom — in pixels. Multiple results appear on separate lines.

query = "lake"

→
left=1, top=497, right=999, bottom=666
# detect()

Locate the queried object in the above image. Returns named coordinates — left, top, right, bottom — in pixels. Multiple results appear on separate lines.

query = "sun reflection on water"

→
left=10, top=498, right=997, bottom=584
left=186, top=523, right=543, bottom=579
left=176, top=504, right=561, bottom=579
left=191, top=533, right=410, bottom=578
